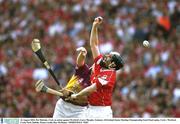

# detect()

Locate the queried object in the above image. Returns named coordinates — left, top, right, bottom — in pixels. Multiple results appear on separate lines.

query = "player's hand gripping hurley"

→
left=35, top=80, right=63, bottom=96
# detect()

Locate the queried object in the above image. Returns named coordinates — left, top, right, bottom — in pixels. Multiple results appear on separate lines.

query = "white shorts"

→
left=53, top=99, right=87, bottom=118
left=85, top=105, right=113, bottom=118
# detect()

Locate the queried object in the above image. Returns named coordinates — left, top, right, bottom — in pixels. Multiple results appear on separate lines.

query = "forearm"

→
left=90, top=24, right=100, bottom=59
left=76, top=52, right=86, bottom=67
left=90, top=25, right=98, bottom=47
left=76, top=83, right=97, bottom=97
left=76, top=47, right=87, bottom=67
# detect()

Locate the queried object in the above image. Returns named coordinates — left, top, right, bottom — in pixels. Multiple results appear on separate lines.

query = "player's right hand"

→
left=65, top=93, right=78, bottom=101
left=71, top=94, right=78, bottom=100
left=76, top=47, right=87, bottom=56
left=93, top=16, right=103, bottom=26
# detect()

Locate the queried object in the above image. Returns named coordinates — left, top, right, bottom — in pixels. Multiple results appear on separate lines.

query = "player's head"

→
left=100, top=52, right=124, bottom=70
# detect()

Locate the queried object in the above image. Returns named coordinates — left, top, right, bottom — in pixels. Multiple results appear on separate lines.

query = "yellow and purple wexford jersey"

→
left=65, top=64, right=91, bottom=94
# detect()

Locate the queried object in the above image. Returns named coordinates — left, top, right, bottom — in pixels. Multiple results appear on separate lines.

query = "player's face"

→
left=100, top=54, right=116, bottom=69
left=103, top=54, right=112, bottom=65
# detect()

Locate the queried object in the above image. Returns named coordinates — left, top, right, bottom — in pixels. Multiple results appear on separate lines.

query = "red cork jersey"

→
left=88, top=55, right=116, bottom=106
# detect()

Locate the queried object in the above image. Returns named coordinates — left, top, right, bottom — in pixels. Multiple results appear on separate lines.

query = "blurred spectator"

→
left=0, top=63, right=8, bottom=76
left=32, top=68, right=49, bottom=80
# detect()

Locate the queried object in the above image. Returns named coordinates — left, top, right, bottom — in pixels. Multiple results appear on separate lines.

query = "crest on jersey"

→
left=78, top=78, right=84, bottom=83
left=98, top=75, right=108, bottom=85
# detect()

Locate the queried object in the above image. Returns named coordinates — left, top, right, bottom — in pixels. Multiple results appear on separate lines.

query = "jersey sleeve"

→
left=94, top=54, right=103, bottom=63
left=75, top=64, right=89, bottom=75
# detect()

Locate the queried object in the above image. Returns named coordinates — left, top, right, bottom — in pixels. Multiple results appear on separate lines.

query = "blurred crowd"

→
left=0, top=0, right=180, bottom=117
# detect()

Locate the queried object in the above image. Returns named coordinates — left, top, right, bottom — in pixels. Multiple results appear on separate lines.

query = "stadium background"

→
left=0, top=0, right=179, bottom=117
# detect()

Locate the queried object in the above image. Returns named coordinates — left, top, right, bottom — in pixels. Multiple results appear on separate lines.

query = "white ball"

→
left=143, top=40, right=150, bottom=47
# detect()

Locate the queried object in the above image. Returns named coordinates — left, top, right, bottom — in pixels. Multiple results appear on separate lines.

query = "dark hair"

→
left=110, top=52, right=124, bottom=70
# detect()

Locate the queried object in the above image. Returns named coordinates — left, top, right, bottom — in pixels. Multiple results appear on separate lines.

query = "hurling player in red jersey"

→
left=70, top=17, right=124, bottom=118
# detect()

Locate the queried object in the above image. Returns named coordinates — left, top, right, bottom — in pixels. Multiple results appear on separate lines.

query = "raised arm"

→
left=90, top=17, right=103, bottom=59
left=76, top=47, right=87, bottom=67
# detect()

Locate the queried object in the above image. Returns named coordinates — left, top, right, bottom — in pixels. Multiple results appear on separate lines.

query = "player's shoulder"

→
left=95, top=54, right=103, bottom=64
left=100, top=69, right=116, bottom=75
left=100, top=68, right=115, bottom=72
left=75, top=64, right=89, bottom=70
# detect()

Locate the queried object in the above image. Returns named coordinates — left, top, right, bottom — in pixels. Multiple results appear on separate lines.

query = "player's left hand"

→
left=59, top=88, right=73, bottom=98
